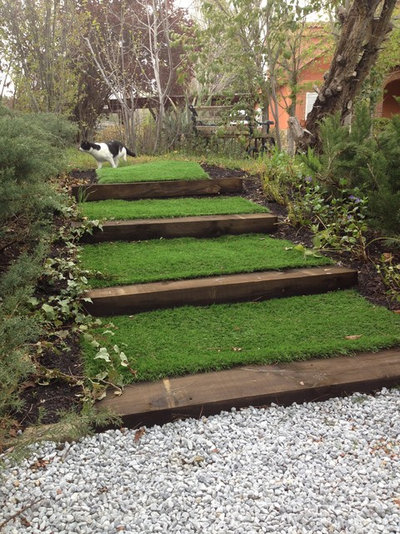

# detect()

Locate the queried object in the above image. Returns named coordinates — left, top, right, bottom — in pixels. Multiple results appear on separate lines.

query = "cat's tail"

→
left=126, top=147, right=136, bottom=157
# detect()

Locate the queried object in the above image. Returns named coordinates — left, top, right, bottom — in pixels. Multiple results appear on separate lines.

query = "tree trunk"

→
left=269, top=76, right=282, bottom=150
left=301, top=0, right=397, bottom=151
left=121, top=104, right=136, bottom=152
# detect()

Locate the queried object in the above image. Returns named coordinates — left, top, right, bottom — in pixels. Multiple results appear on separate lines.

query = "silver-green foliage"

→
left=0, top=106, right=76, bottom=443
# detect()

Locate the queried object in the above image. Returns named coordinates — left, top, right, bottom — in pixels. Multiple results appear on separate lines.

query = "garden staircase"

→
left=75, top=175, right=358, bottom=316
left=74, top=172, right=400, bottom=428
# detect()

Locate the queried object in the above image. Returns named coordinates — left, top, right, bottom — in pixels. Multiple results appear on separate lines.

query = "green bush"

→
left=0, top=106, right=76, bottom=444
left=261, top=148, right=306, bottom=204
left=0, top=107, right=76, bottom=246
left=0, top=249, right=45, bottom=424
left=300, top=105, right=400, bottom=235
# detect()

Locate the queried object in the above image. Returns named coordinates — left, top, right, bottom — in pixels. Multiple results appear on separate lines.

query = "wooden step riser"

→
left=80, top=215, right=278, bottom=243
left=84, top=267, right=357, bottom=316
left=72, top=177, right=243, bottom=201
left=97, top=349, right=400, bottom=429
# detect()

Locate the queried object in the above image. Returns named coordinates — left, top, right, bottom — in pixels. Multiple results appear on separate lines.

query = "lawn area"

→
left=97, top=161, right=209, bottom=183
left=81, top=234, right=332, bottom=287
left=79, top=196, right=269, bottom=220
left=83, top=290, right=400, bottom=383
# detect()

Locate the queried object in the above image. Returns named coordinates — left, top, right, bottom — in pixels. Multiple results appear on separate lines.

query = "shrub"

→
left=0, top=107, right=76, bottom=247
left=261, top=148, right=306, bottom=204
left=0, top=106, right=75, bottom=444
left=300, top=105, right=400, bottom=235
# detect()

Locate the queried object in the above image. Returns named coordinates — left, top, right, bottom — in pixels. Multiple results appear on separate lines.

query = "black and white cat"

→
left=79, top=140, right=136, bottom=169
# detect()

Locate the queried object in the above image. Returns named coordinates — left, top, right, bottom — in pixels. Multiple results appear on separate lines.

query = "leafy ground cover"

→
left=97, top=161, right=209, bottom=183
left=79, top=196, right=269, bottom=220
left=83, top=290, right=400, bottom=383
left=81, top=234, right=332, bottom=288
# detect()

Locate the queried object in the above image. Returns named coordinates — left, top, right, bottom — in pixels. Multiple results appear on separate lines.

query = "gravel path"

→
left=1, top=388, right=399, bottom=534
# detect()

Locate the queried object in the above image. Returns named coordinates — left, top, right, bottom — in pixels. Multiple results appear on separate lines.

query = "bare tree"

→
left=0, top=0, right=83, bottom=113
left=84, top=1, right=146, bottom=150
left=134, top=0, right=190, bottom=151
left=85, top=0, right=190, bottom=152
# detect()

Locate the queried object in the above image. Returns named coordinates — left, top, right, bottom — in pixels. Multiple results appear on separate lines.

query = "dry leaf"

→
left=20, top=517, right=31, bottom=528
left=232, top=347, right=242, bottom=352
left=345, top=335, right=363, bottom=340
left=29, top=458, right=50, bottom=471
left=134, top=427, right=146, bottom=442
left=393, top=310, right=400, bottom=314
left=393, top=498, right=400, bottom=507
left=20, top=381, right=37, bottom=391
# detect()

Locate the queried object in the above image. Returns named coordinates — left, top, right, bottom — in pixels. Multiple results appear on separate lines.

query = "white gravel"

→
left=1, top=388, right=399, bottom=534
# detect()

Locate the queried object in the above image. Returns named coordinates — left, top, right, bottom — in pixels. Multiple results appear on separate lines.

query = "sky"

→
left=175, top=0, right=198, bottom=13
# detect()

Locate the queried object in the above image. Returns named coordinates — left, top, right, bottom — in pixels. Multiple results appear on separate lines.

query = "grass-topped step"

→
left=80, top=214, right=278, bottom=243
left=83, top=266, right=357, bottom=315
left=72, top=176, right=243, bottom=201
left=82, top=234, right=333, bottom=288
left=79, top=196, right=269, bottom=221
left=84, top=290, right=399, bottom=383
left=97, top=161, right=209, bottom=183
left=97, top=349, right=400, bottom=428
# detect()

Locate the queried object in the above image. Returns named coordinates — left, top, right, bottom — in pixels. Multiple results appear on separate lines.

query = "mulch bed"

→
left=6, top=162, right=398, bottom=437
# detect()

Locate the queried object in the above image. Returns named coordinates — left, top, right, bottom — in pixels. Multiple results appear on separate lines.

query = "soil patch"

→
left=13, top=332, right=83, bottom=432
left=201, top=163, right=247, bottom=180
left=10, top=228, right=85, bottom=433
left=61, top=169, right=97, bottom=190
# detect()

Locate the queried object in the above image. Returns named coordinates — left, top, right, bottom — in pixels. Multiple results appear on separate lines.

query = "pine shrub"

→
left=300, top=105, right=400, bottom=235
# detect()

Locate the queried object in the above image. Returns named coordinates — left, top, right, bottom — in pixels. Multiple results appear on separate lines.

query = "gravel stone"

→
left=0, top=388, right=399, bottom=533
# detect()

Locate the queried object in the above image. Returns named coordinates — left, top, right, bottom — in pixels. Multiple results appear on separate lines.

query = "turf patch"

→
left=81, top=234, right=332, bottom=288
left=97, top=161, right=209, bottom=183
left=83, top=290, right=400, bottom=383
left=79, top=196, right=269, bottom=221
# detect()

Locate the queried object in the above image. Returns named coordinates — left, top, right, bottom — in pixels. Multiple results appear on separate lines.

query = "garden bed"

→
left=242, top=175, right=400, bottom=311
left=81, top=233, right=333, bottom=288
left=83, top=290, right=400, bottom=384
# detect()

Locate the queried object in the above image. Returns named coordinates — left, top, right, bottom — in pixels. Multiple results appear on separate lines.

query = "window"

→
left=305, top=92, right=318, bottom=119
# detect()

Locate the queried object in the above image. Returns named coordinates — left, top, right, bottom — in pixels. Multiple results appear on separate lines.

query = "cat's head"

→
left=79, top=141, right=92, bottom=152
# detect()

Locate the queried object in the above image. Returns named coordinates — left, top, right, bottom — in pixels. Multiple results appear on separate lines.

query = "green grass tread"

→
left=83, top=290, right=400, bottom=383
left=81, top=234, right=332, bottom=287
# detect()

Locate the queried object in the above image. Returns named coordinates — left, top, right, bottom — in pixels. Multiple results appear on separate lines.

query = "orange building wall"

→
left=270, top=43, right=331, bottom=130
left=276, top=53, right=332, bottom=130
